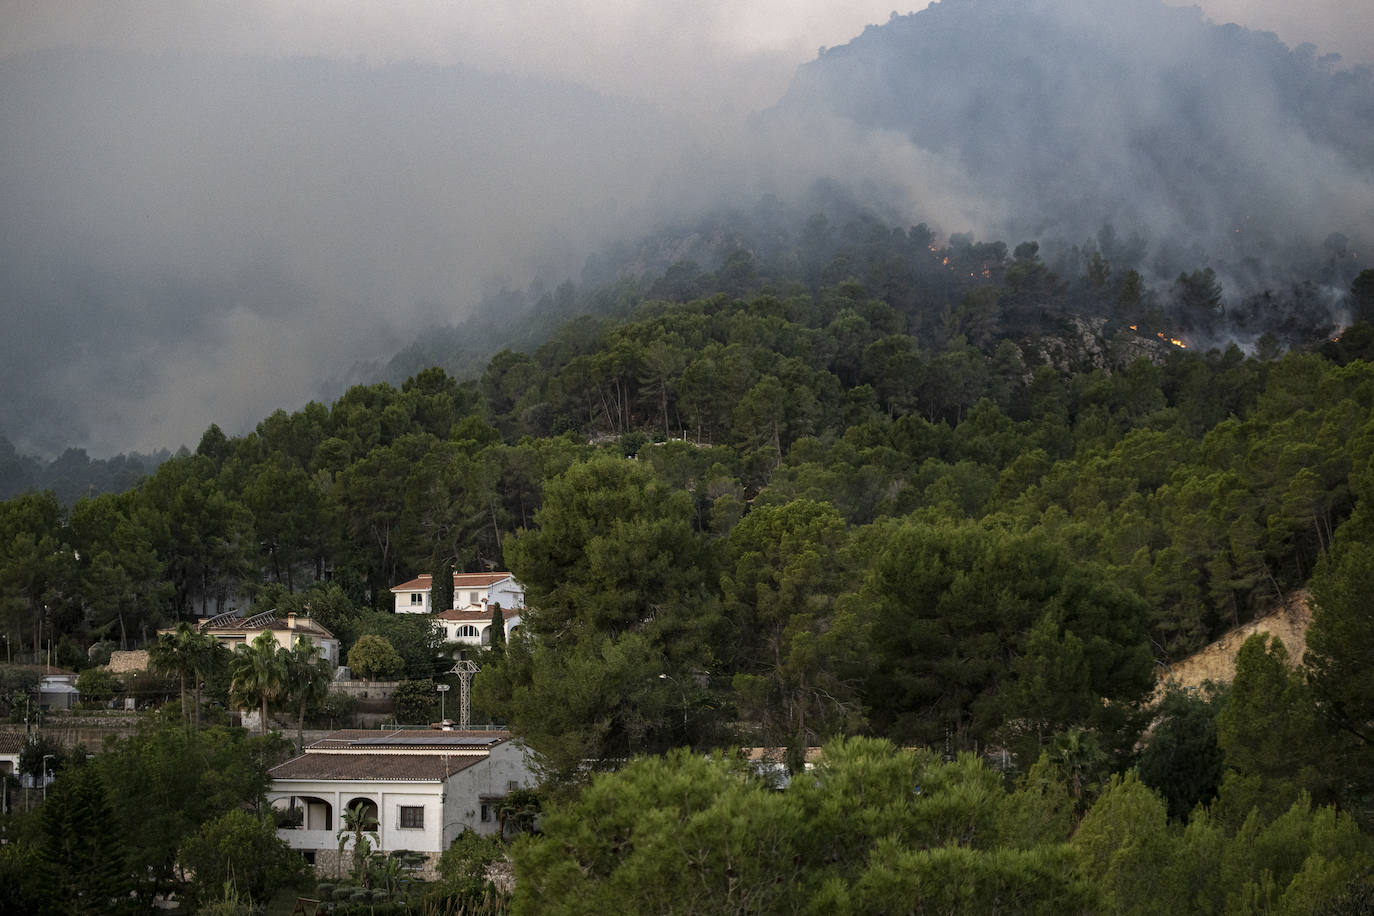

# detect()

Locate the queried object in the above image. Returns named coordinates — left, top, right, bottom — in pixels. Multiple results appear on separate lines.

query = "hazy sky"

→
left=1, top=0, right=1371, bottom=457
left=4, top=1, right=1370, bottom=106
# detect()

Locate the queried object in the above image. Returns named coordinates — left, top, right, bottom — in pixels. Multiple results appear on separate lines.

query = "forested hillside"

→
left=5, top=206, right=1374, bottom=908
left=0, top=437, right=169, bottom=503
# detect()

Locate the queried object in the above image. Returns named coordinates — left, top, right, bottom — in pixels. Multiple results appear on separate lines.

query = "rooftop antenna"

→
left=451, top=659, right=480, bottom=730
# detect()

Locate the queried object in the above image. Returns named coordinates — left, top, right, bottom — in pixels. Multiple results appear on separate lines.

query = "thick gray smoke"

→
left=1, top=0, right=1371, bottom=455
left=0, top=52, right=688, bottom=454
left=774, top=0, right=1374, bottom=282
left=772, top=0, right=1374, bottom=289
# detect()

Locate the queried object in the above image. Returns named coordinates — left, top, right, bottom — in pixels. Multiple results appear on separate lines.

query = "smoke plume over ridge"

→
left=1, top=0, right=1372, bottom=455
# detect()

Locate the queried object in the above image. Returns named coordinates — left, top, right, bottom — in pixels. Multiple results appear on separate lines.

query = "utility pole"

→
left=451, top=660, right=479, bottom=730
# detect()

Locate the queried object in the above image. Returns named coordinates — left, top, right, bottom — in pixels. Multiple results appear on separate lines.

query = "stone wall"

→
left=106, top=650, right=149, bottom=674
left=310, top=847, right=442, bottom=882
left=329, top=680, right=400, bottom=699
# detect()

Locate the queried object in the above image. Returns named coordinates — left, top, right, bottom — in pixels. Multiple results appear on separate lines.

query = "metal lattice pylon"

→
left=451, top=660, right=480, bottom=730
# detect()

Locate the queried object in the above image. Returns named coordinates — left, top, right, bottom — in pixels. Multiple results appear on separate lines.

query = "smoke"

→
left=0, top=51, right=693, bottom=454
left=772, top=0, right=1374, bottom=290
left=0, top=0, right=1370, bottom=455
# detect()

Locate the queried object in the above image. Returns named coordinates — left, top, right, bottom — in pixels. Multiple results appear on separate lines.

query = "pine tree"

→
left=39, top=763, right=132, bottom=912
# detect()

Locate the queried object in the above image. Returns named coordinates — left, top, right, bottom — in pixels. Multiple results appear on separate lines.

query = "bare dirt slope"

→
left=1155, top=590, right=1313, bottom=695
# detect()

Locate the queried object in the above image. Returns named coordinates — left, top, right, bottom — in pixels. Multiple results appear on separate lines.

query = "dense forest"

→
left=5, top=206, right=1374, bottom=910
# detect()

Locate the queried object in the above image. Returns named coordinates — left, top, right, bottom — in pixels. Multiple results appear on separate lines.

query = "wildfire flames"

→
left=1128, top=325, right=1187, bottom=348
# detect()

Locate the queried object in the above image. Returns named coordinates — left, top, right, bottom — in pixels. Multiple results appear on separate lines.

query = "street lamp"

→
left=41, top=754, right=53, bottom=802
left=436, top=683, right=451, bottom=724
left=658, top=674, right=687, bottom=728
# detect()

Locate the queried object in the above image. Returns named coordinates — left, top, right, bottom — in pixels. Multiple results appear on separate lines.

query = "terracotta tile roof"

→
left=391, top=572, right=515, bottom=593
left=269, top=752, right=484, bottom=781
left=391, top=574, right=433, bottom=593
left=453, top=572, right=513, bottom=589
left=0, top=732, right=24, bottom=754
left=306, top=728, right=511, bottom=752
left=436, top=607, right=519, bottom=623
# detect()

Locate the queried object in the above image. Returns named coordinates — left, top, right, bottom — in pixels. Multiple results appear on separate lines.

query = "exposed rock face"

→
left=1025, top=316, right=1177, bottom=377
left=1155, top=590, right=1313, bottom=698
left=106, top=649, right=149, bottom=674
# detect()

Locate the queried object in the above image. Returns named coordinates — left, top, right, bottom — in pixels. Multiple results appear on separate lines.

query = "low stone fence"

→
left=0, top=718, right=140, bottom=752
left=328, top=680, right=399, bottom=717
left=329, top=680, right=400, bottom=700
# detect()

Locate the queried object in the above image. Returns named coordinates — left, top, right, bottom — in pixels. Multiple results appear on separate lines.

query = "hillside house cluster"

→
left=268, top=727, right=535, bottom=875
left=390, top=572, right=524, bottom=647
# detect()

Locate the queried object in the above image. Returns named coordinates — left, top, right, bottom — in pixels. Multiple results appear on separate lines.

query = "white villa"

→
left=391, top=572, right=524, bottom=616
left=268, top=728, right=535, bottom=875
left=390, top=572, right=524, bottom=647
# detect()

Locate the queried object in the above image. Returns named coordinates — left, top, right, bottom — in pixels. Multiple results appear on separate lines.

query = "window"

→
left=410, top=593, right=424, bottom=605
left=480, top=804, right=491, bottom=822
left=455, top=625, right=478, bottom=638
left=399, top=806, right=424, bottom=829
left=469, top=591, right=480, bottom=606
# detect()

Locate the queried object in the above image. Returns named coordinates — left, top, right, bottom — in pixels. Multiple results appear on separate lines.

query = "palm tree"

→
left=149, top=622, right=222, bottom=729
left=283, top=636, right=332, bottom=751
left=337, top=799, right=378, bottom=881
left=229, top=631, right=286, bottom=736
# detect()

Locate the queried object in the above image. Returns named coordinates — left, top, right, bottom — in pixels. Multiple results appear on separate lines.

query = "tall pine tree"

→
left=39, top=761, right=133, bottom=913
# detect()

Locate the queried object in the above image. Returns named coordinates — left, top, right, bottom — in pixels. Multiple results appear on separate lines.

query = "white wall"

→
left=442, top=742, right=537, bottom=839
left=270, top=778, right=447, bottom=855
left=394, top=590, right=429, bottom=614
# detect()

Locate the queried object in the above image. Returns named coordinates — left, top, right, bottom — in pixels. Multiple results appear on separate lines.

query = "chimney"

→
left=286, top=612, right=297, bottom=629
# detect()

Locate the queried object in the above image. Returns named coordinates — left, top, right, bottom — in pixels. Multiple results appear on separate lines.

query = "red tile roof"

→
left=391, top=574, right=433, bottom=593
left=269, top=753, right=484, bottom=781
left=391, top=572, right=515, bottom=593
left=436, top=607, right=519, bottom=623
left=454, top=572, right=513, bottom=588
left=306, top=728, right=511, bottom=751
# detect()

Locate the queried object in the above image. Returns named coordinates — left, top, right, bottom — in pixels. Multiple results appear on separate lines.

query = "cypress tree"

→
left=490, top=602, right=506, bottom=652
left=430, top=561, right=454, bottom=614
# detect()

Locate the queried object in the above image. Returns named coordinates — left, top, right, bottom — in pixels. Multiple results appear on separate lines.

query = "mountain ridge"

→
left=771, top=0, right=1374, bottom=287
